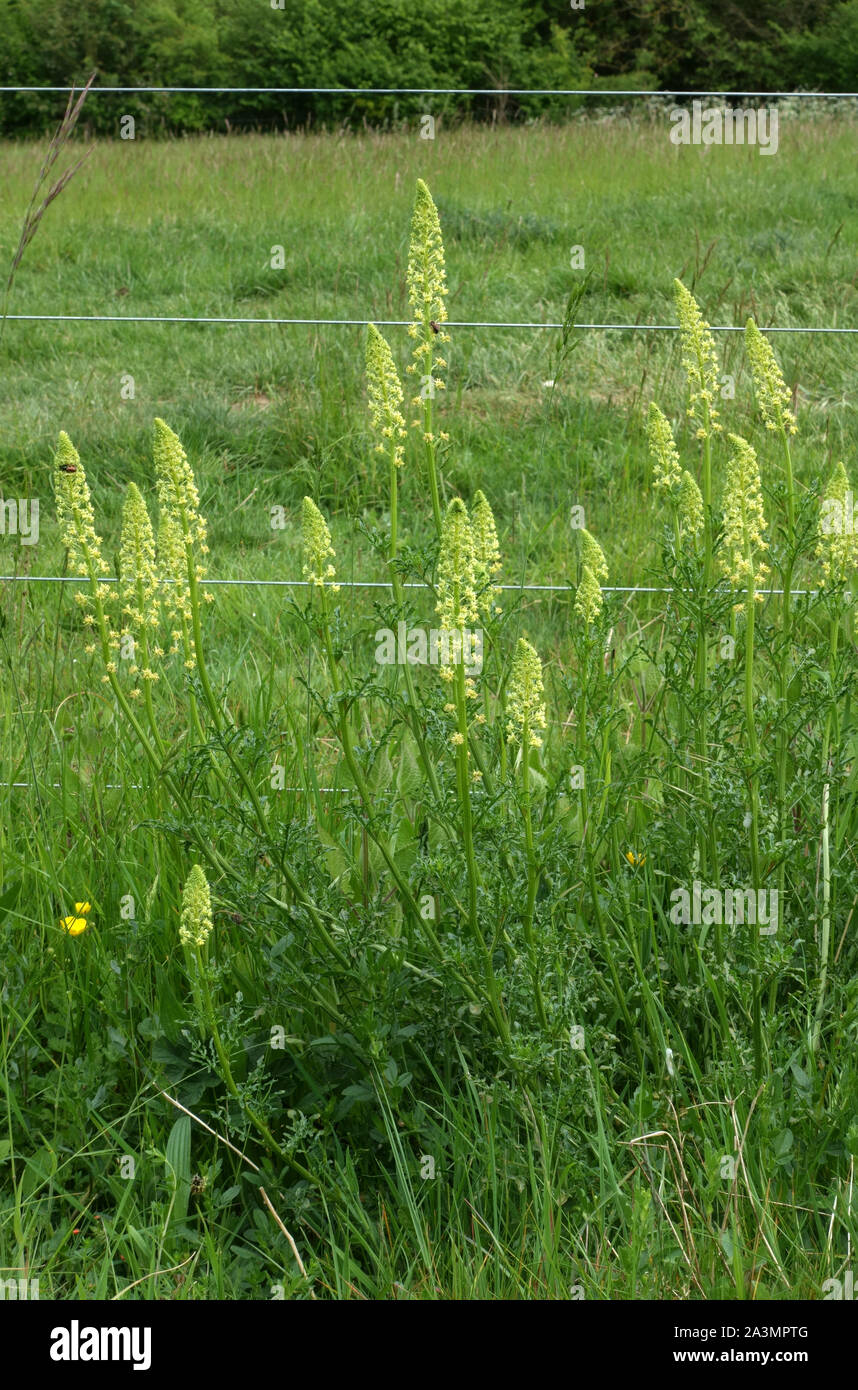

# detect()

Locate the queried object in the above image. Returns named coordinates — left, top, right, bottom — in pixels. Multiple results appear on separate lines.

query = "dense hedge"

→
left=2, top=0, right=858, bottom=135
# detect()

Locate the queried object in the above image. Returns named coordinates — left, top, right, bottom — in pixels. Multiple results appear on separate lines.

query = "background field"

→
left=2, top=115, right=858, bottom=1300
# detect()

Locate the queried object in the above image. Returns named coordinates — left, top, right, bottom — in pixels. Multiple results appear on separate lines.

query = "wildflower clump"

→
left=720, top=434, right=770, bottom=600
left=119, top=483, right=163, bottom=689
left=301, top=497, right=340, bottom=593
left=471, top=490, right=502, bottom=619
left=506, top=639, right=547, bottom=749
left=674, top=279, right=722, bottom=440
left=647, top=403, right=682, bottom=492
left=745, top=319, right=797, bottom=437
left=817, top=461, right=857, bottom=587
left=366, top=323, right=407, bottom=468
left=179, top=865, right=214, bottom=950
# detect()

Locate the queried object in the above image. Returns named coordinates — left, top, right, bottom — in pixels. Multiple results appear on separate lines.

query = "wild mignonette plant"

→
left=42, top=184, right=858, bottom=1298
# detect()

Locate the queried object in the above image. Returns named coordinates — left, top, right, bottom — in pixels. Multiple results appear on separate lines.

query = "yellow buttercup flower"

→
left=59, top=901, right=92, bottom=936
left=745, top=319, right=797, bottom=436
left=625, top=851, right=646, bottom=867
left=674, top=279, right=722, bottom=441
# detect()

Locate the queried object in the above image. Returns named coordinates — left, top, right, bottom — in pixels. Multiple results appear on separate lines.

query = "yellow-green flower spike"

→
left=471, top=489, right=502, bottom=619
left=745, top=319, right=797, bottom=437
left=436, top=497, right=479, bottom=638
left=153, top=418, right=209, bottom=562
left=179, top=864, right=214, bottom=950
left=579, top=528, right=608, bottom=583
left=301, top=497, right=340, bottom=591
left=407, top=179, right=450, bottom=339
left=816, top=461, right=856, bottom=586
left=120, top=483, right=161, bottom=659
left=157, top=508, right=193, bottom=644
left=506, top=638, right=547, bottom=748
left=366, top=323, right=407, bottom=468
left=647, top=403, right=682, bottom=492
left=678, top=470, right=704, bottom=537
left=574, top=563, right=603, bottom=625
left=674, top=279, right=722, bottom=441
left=720, top=434, right=770, bottom=596
left=54, top=432, right=110, bottom=583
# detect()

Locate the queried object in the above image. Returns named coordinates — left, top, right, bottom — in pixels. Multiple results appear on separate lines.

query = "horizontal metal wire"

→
left=3, top=86, right=858, bottom=97
left=0, top=576, right=812, bottom=596
left=3, top=314, right=852, bottom=334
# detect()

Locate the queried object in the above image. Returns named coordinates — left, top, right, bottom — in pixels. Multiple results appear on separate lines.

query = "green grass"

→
left=2, top=116, right=858, bottom=1301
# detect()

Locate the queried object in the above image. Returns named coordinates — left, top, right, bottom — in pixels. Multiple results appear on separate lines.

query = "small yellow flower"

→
left=625, top=851, right=646, bottom=867
left=59, top=901, right=92, bottom=936
left=301, top=497, right=340, bottom=592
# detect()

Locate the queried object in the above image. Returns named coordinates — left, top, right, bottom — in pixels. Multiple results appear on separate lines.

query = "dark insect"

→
left=429, top=320, right=440, bottom=334
left=190, top=1173, right=206, bottom=1196
left=59, top=463, right=77, bottom=474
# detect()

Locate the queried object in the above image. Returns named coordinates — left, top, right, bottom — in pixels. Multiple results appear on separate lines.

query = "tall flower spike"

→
left=54, top=432, right=110, bottom=583
left=120, top=484, right=160, bottom=635
left=471, top=489, right=502, bottom=619
left=506, top=638, right=547, bottom=748
left=301, top=497, right=340, bottom=592
left=153, top=418, right=209, bottom=559
left=674, top=279, right=722, bottom=440
left=407, top=179, right=449, bottom=338
left=436, top=498, right=479, bottom=635
left=647, top=403, right=682, bottom=492
left=816, top=461, right=857, bottom=586
left=678, top=470, right=704, bottom=537
left=720, top=434, right=769, bottom=597
left=745, top=319, right=797, bottom=436
left=179, top=864, right=214, bottom=950
left=579, top=528, right=608, bottom=583
left=366, top=323, right=407, bottom=468
left=574, top=563, right=603, bottom=625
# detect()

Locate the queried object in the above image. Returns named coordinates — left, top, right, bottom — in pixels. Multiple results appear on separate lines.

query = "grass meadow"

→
left=2, top=112, right=858, bottom=1300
